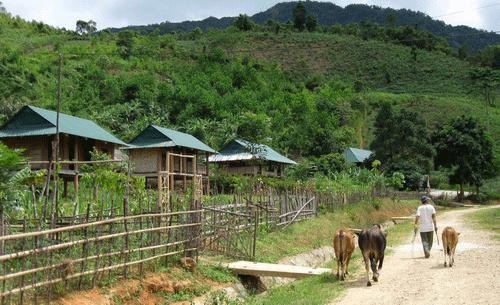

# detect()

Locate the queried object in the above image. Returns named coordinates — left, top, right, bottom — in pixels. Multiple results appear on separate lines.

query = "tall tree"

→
left=432, top=116, right=495, bottom=199
left=116, top=30, right=135, bottom=59
left=86, top=20, right=97, bottom=35
left=75, top=19, right=97, bottom=35
left=234, top=14, right=253, bottom=31
left=469, top=67, right=499, bottom=107
left=293, top=2, right=306, bottom=32
left=370, top=103, right=435, bottom=190
left=75, top=20, right=88, bottom=34
left=305, top=15, right=317, bottom=32
left=385, top=11, right=397, bottom=27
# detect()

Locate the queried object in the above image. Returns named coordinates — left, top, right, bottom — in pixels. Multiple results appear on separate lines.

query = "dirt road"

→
left=330, top=206, right=500, bottom=305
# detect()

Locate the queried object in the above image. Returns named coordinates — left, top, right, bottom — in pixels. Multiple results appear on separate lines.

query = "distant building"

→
left=125, top=125, right=216, bottom=198
left=343, top=147, right=373, bottom=164
left=208, top=139, right=296, bottom=177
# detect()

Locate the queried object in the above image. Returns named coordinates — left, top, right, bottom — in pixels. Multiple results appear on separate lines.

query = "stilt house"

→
left=125, top=125, right=216, bottom=205
left=208, top=139, right=296, bottom=177
left=0, top=105, right=126, bottom=193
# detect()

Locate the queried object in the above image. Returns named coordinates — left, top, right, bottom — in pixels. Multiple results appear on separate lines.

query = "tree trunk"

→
left=459, top=183, right=465, bottom=202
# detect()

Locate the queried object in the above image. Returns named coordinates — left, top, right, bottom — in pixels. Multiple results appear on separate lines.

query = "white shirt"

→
left=416, top=204, right=436, bottom=232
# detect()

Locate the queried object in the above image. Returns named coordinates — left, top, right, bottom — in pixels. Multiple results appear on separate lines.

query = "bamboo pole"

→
left=0, top=239, right=191, bottom=282
left=18, top=218, right=27, bottom=305
left=0, top=248, right=197, bottom=298
left=0, top=222, right=201, bottom=262
left=91, top=194, right=105, bottom=287
left=283, top=197, right=315, bottom=229
left=0, top=210, right=203, bottom=242
left=28, top=160, right=124, bottom=165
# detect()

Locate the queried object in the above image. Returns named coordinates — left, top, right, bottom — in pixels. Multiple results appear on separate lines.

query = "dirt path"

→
left=330, top=206, right=500, bottom=305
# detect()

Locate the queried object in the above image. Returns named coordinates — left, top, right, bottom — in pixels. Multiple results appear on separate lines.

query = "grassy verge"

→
left=255, top=198, right=419, bottom=262
left=465, top=207, right=500, bottom=239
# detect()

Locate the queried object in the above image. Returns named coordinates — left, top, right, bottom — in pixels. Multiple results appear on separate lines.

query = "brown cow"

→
left=442, top=226, right=460, bottom=267
left=356, top=224, right=387, bottom=286
left=333, top=229, right=355, bottom=280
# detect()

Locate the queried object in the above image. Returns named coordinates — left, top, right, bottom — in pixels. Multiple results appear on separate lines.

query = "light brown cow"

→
left=333, top=229, right=355, bottom=280
left=442, top=226, right=460, bottom=267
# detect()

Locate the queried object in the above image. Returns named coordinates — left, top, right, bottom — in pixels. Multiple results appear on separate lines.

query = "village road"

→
left=329, top=205, right=500, bottom=305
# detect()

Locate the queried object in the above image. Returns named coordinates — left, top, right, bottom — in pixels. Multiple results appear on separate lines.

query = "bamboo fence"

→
left=0, top=209, right=202, bottom=304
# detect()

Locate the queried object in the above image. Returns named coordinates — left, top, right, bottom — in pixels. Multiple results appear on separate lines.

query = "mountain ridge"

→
left=106, top=1, right=500, bottom=51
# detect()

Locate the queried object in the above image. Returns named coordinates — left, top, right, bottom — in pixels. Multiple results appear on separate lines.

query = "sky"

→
left=1, top=0, right=499, bottom=32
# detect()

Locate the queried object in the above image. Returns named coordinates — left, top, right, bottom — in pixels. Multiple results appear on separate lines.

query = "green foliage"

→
left=471, top=44, right=500, bottom=68
left=305, top=15, right=317, bottom=32
left=234, top=14, right=253, bottom=31
left=111, top=2, right=500, bottom=52
left=468, top=67, right=499, bottom=107
left=0, top=142, right=27, bottom=215
left=197, top=264, right=236, bottom=283
left=292, top=2, right=306, bottom=32
left=370, top=103, right=435, bottom=190
left=286, top=153, right=348, bottom=180
left=116, top=30, right=135, bottom=59
left=75, top=20, right=96, bottom=36
left=0, top=11, right=498, bottom=186
left=432, top=116, right=495, bottom=196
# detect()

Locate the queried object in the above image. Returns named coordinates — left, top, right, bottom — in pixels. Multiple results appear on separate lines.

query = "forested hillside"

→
left=110, top=1, right=500, bottom=51
left=0, top=8, right=499, bottom=169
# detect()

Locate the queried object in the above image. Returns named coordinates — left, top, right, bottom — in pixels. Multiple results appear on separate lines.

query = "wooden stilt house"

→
left=208, top=139, right=296, bottom=177
left=125, top=125, right=216, bottom=208
left=0, top=105, right=127, bottom=195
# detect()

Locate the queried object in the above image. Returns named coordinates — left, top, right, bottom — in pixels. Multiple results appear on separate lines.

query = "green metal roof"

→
left=209, top=139, right=296, bottom=165
left=126, top=125, right=216, bottom=153
left=344, top=147, right=373, bottom=163
left=0, top=105, right=126, bottom=145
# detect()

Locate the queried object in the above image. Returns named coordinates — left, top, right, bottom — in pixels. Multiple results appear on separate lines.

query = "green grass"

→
left=198, top=263, right=236, bottom=283
left=245, top=272, right=343, bottom=305
left=385, top=221, right=414, bottom=248
left=466, top=207, right=500, bottom=239
left=255, top=198, right=419, bottom=262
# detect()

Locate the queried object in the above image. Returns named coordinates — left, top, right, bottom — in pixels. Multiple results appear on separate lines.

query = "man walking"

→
left=414, top=196, right=437, bottom=258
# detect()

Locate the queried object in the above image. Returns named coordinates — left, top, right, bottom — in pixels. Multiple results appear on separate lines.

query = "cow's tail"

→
left=378, top=254, right=384, bottom=269
left=338, top=230, right=344, bottom=263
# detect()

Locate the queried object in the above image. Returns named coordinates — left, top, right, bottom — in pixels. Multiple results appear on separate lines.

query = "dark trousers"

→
left=420, top=231, right=434, bottom=255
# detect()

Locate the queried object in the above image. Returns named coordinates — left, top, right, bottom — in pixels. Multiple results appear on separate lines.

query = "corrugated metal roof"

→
left=344, top=147, right=373, bottom=163
left=209, top=139, right=296, bottom=165
left=127, top=125, right=216, bottom=153
left=0, top=106, right=126, bottom=145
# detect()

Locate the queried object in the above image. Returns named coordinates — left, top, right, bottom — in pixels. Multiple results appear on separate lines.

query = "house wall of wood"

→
left=2, top=134, right=116, bottom=169
left=2, top=136, right=50, bottom=169
left=129, top=148, right=161, bottom=175
left=216, top=161, right=284, bottom=177
left=130, top=147, right=199, bottom=175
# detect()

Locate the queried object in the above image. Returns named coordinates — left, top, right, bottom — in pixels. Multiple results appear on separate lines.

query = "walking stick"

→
left=411, top=226, right=418, bottom=257
left=435, top=227, right=440, bottom=246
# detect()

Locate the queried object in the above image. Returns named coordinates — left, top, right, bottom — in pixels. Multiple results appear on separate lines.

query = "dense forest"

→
left=109, top=1, right=500, bottom=52
left=0, top=2, right=499, bottom=192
